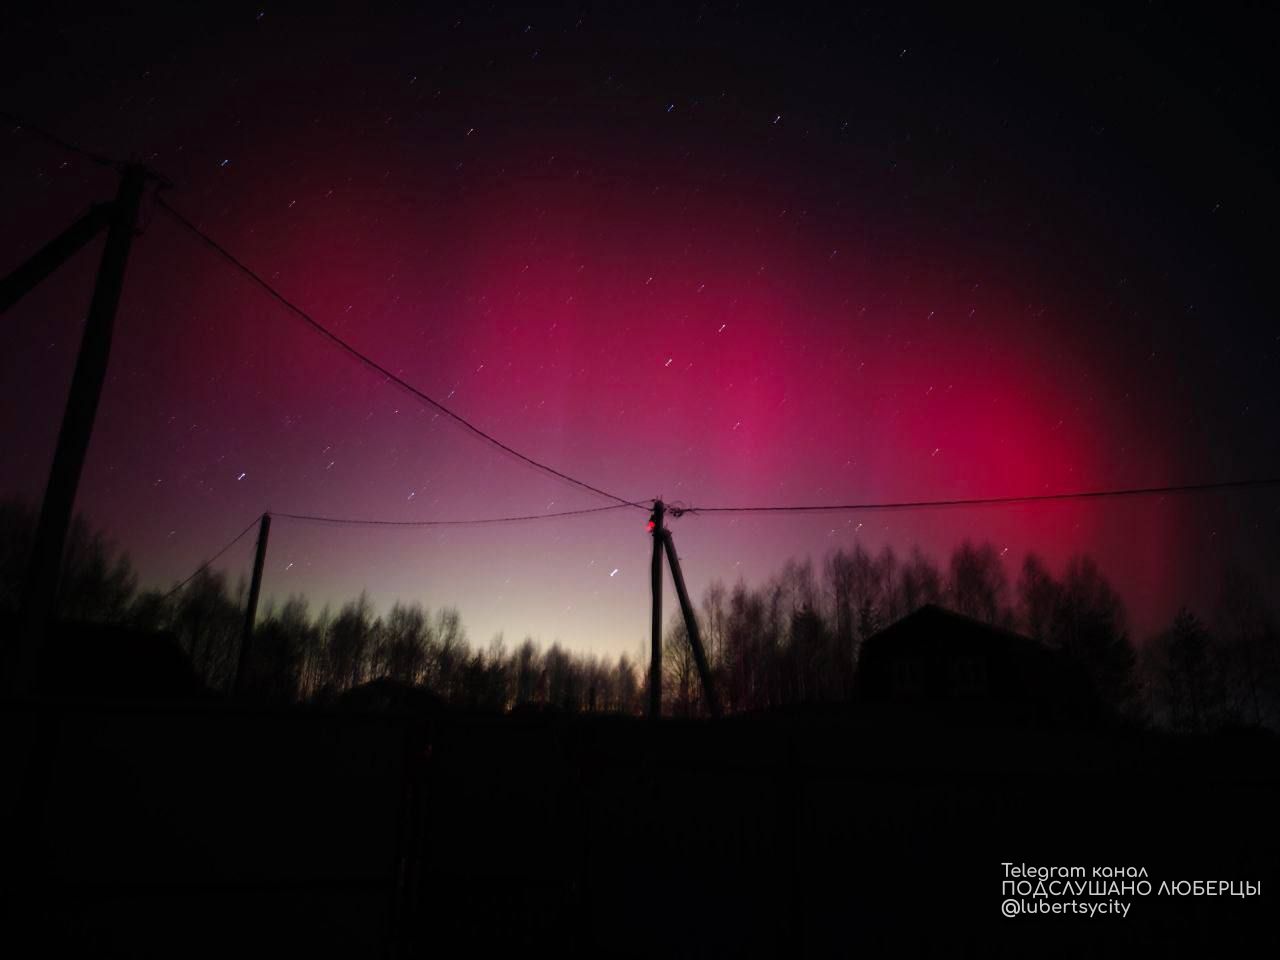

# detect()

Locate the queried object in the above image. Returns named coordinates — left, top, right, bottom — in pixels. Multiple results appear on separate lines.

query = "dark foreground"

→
left=3, top=700, right=1277, bottom=958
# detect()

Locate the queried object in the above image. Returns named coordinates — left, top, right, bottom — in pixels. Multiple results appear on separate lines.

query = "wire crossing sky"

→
left=673, top=478, right=1280, bottom=517
left=160, top=514, right=262, bottom=601
left=156, top=194, right=643, bottom=509
left=3, top=4, right=1279, bottom=651
left=274, top=502, right=646, bottom=527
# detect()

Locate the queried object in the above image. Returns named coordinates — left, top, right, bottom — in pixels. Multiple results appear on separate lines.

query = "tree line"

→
left=1, top=497, right=1277, bottom=730
left=664, top=542, right=1279, bottom=731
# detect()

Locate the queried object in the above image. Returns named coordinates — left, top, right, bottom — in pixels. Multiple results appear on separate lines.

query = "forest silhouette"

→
left=3, top=496, right=1276, bottom=732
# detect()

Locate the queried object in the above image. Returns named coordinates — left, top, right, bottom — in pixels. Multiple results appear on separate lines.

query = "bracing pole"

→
left=662, top=528, right=721, bottom=718
left=0, top=202, right=115, bottom=314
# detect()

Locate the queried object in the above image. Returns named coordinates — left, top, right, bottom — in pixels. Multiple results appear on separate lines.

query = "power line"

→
left=18, top=116, right=1274, bottom=528
left=158, top=501, right=646, bottom=599
left=153, top=194, right=640, bottom=509
left=2, top=111, right=172, bottom=186
left=672, top=476, right=1280, bottom=517
left=5, top=117, right=637, bottom=508
left=1, top=110, right=123, bottom=171
left=161, top=514, right=264, bottom=600
left=275, top=501, right=650, bottom=527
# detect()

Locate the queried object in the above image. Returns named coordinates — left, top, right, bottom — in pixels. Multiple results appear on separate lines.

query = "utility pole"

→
left=7, top=164, right=148, bottom=697
left=649, top=500, right=664, bottom=718
left=234, top=512, right=271, bottom=697
left=647, top=500, right=721, bottom=719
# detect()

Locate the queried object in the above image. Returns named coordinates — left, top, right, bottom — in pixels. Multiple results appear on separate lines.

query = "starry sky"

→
left=2, top=2, right=1278, bottom=654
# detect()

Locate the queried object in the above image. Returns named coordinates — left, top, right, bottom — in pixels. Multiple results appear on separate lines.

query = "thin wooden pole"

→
left=649, top=500, right=664, bottom=718
left=235, top=512, right=271, bottom=696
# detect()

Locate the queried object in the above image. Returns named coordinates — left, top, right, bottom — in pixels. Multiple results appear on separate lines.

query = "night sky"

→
left=2, top=3, right=1278, bottom=655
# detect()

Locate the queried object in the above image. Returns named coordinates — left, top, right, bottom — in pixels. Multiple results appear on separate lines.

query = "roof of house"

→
left=861, top=603, right=1039, bottom=657
left=853, top=604, right=1096, bottom=712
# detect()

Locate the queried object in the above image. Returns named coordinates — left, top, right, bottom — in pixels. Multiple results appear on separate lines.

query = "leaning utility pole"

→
left=662, top=524, right=721, bottom=718
left=648, top=500, right=721, bottom=718
left=234, top=512, right=272, bottom=697
left=5, top=164, right=148, bottom=697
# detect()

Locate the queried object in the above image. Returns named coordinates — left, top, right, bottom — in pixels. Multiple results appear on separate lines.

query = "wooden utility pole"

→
left=649, top=500, right=664, bottom=718
left=234, top=512, right=272, bottom=697
left=647, top=499, right=721, bottom=719
left=8, top=164, right=147, bottom=697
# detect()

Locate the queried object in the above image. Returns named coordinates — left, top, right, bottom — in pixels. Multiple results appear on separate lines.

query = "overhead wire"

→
left=153, top=194, right=642, bottom=510
left=10, top=112, right=1280, bottom=546
left=160, top=501, right=647, bottom=599
left=1, top=110, right=124, bottom=171
left=670, top=476, right=1280, bottom=517
left=161, top=514, right=264, bottom=601
left=274, top=501, right=650, bottom=527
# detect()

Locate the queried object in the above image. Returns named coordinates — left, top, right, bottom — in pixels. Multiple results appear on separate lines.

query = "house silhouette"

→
left=853, top=603, right=1099, bottom=726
